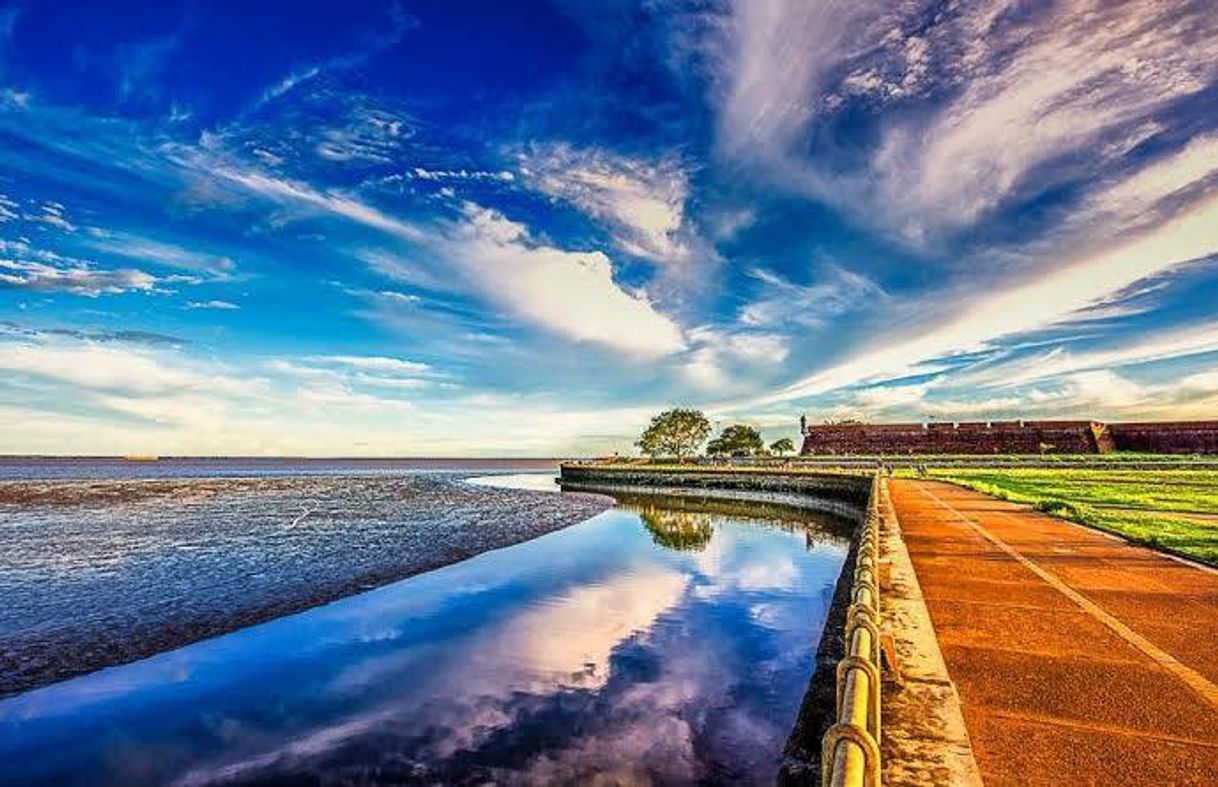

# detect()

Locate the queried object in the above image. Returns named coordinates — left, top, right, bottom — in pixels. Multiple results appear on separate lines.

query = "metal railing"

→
left=822, top=473, right=883, bottom=786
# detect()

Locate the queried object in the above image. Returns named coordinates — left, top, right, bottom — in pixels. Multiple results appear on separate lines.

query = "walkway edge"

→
left=876, top=477, right=983, bottom=786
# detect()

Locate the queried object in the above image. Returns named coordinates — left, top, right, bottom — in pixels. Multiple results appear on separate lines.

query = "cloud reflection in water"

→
left=1, top=496, right=849, bottom=786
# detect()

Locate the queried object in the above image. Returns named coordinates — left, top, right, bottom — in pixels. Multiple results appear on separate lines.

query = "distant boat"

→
left=121, top=455, right=160, bottom=462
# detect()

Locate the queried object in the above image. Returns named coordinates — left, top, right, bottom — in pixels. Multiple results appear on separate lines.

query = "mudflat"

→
left=0, top=474, right=612, bottom=697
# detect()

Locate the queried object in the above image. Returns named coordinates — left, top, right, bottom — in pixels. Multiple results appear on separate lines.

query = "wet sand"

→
left=0, top=474, right=612, bottom=697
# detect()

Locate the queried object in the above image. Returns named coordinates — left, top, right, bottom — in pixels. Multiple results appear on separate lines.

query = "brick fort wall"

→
left=799, top=420, right=1218, bottom=455
left=1108, top=421, right=1218, bottom=454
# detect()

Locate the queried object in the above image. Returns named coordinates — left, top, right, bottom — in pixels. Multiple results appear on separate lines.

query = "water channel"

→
left=0, top=476, right=850, bottom=786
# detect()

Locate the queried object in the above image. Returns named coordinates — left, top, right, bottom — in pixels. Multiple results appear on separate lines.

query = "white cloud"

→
left=254, top=6, right=414, bottom=108
left=202, top=165, right=428, bottom=244
left=518, top=144, right=692, bottom=264
left=712, top=0, right=875, bottom=167
left=315, top=108, right=414, bottom=163
left=405, top=167, right=514, bottom=182
left=1054, top=370, right=1154, bottom=413
left=874, top=1, right=1217, bottom=237
left=950, top=320, right=1218, bottom=390
left=0, top=337, right=254, bottom=398
left=260, top=66, right=322, bottom=105
left=0, top=327, right=674, bottom=455
left=1179, top=369, right=1218, bottom=400
left=817, top=366, right=1218, bottom=424
left=0, top=193, right=19, bottom=222
left=681, top=325, right=789, bottom=389
left=308, top=355, right=430, bottom=375
left=853, top=381, right=930, bottom=411
left=440, top=203, right=687, bottom=357
left=682, top=346, right=728, bottom=388
left=486, top=567, right=687, bottom=691
left=24, top=200, right=78, bottom=232
left=84, top=230, right=237, bottom=277
left=699, top=0, right=1218, bottom=243
left=195, top=161, right=689, bottom=358
left=268, top=358, right=431, bottom=402
left=282, top=355, right=437, bottom=391
left=353, top=248, right=443, bottom=291
left=757, top=191, right=1218, bottom=404
left=5, top=98, right=687, bottom=361
left=186, top=300, right=240, bottom=310
left=740, top=265, right=885, bottom=329
left=1082, top=132, right=1218, bottom=224
left=0, top=258, right=157, bottom=296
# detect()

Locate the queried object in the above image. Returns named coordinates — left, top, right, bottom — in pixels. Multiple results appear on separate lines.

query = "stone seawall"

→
left=558, top=465, right=872, bottom=520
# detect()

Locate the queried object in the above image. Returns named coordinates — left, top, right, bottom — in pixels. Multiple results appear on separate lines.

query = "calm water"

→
left=0, top=478, right=849, bottom=786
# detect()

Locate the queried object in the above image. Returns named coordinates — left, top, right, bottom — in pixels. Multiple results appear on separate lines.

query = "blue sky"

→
left=1, top=1, right=1217, bottom=456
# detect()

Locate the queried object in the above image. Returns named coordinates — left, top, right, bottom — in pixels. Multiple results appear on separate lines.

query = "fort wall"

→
left=1108, top=421, right=1218, bottom=454
left=799, top=419, right=1218, bottom=455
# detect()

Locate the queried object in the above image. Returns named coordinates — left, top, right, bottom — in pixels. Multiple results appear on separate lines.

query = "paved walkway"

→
left=889, top=479, right=1218, bottom=786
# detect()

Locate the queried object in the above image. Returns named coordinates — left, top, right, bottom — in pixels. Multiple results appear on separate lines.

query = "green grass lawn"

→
left=925, top=467, right=1218, bottom=566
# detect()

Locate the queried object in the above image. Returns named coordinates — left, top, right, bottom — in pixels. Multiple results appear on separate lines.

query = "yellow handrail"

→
left=822, top=473, right=883, bottom=786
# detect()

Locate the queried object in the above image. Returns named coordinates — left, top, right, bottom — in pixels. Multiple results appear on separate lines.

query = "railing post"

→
left=822, top=472, right=884, bottom=786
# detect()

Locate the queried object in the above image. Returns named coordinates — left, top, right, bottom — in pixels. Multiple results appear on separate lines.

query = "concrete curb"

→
left=875, top=479, right=982, bottom=786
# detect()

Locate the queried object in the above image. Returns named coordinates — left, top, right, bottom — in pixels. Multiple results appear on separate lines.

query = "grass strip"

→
left=928, top=468, right=1218, bottom=567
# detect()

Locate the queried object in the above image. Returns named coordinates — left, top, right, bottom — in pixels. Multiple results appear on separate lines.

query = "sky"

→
left=1, top=0, right=1216, bottom=456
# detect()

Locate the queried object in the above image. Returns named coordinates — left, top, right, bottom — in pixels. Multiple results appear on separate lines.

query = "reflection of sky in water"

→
left=0, top=499, right=848, bottom=786
left=464, top=472, right=560, bottom=493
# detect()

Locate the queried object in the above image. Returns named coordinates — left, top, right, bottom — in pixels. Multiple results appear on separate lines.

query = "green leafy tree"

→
left=770, top=437, right=796, bottom=456
left=636, top=408, right=710, bottom=462
left=707, top=424, right=765, bottom=457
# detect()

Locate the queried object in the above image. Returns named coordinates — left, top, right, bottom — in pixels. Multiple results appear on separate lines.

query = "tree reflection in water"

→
left=637, top=505, right=715, bottom=551
left=609, top=492, right=855, bottom=554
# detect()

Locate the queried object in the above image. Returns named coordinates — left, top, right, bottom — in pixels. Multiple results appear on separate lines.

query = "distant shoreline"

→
left=0, top=455, right=586, bottom=462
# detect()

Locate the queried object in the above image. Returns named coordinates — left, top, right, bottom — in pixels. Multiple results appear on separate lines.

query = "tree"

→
left=770, top=437, right=796, bottom=456
left=707, top=424, right=765, bottom=457
left=636, top=408, right=710, bottom=462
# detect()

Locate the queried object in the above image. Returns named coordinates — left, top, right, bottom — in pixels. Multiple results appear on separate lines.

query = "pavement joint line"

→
left=971, top=495, right=1218, bottom=620
left=944, top=481, right=1218, bottom=577
left=983, top=709, right=1218, bottom=749
left=938, top=641, right=1147, bottom=666
left=984, top=508, right=1204, bottom=598
left=921, top=596, right=1077, bottom=613
left=915, top=483, right=1218, bottom=714
left=989, top=510, right=1218, bottom=622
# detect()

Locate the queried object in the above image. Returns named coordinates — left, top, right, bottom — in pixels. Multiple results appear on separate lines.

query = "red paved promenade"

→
left=889, top=479, right=1218, bottom=786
